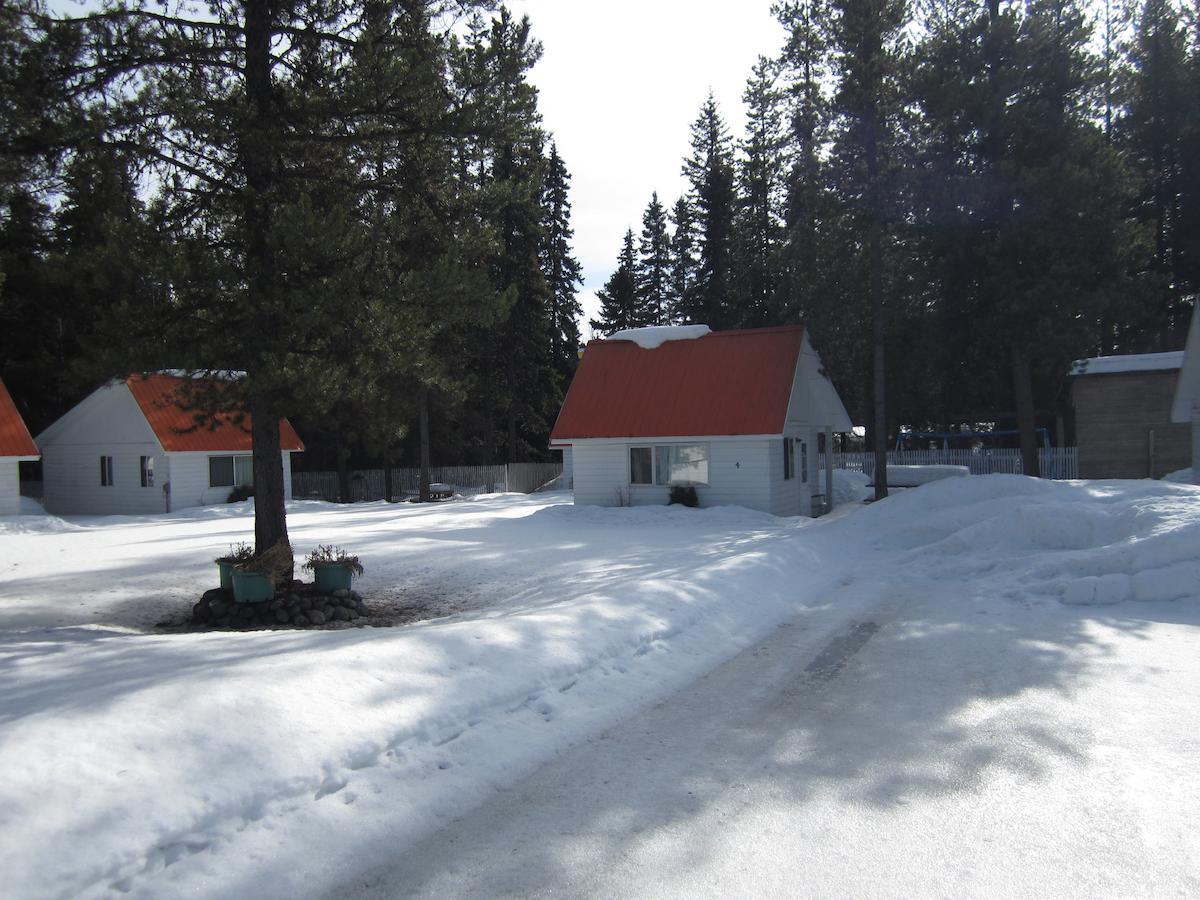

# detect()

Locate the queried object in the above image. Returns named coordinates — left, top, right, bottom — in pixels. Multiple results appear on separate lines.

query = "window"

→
left=783, top=439, right=794, bottom=480
left=630, top=447, right=653, bottom=485
left=140, top=456, right=155, bottom=488
left=100, top=456, right=114, bottom=487
left=209, top=455, right=254, bottom=488
left=629, top=443, right=709, bottom=486
left=800, top=441, right=808, bottom=483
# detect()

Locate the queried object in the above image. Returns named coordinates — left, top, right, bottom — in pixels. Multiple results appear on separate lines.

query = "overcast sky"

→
left=506, top=1, right=786, bottom=338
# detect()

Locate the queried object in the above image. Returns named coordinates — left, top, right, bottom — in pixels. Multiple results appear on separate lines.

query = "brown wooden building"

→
left=1070, top=352, right=1191, bottom=479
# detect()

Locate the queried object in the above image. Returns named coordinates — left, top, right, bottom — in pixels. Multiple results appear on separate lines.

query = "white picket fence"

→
left=821, top=448, right=1078, bottom=480
left=292, top=462, right=563, bottom=502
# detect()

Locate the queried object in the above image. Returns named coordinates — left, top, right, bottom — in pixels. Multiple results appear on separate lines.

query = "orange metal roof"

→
left=0, top=377, right=38, bottom=457
left=126, top=375, right=304, bottom=452
left=550, top=326, right=805, bottom=440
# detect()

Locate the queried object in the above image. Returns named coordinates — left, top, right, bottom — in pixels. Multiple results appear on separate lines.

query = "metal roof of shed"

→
left=550, top=326, right=807, bottom=440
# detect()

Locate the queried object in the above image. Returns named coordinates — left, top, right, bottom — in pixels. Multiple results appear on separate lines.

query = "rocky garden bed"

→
left=192, top=581, right=370, bottom=629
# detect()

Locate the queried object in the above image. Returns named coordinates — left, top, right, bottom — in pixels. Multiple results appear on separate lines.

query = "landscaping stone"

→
left=189, top=580, right=371, bottom=630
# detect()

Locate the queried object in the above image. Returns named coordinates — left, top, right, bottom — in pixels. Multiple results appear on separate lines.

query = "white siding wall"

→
left=0, top=459, right=20, bottom=516
left=40, top=385, right=170, bottom=516
left=572, top=439, right=774, bottom=513
left=1193, top=421, right=1199, bottom=473
left=167, top=451, right=295, bottom=510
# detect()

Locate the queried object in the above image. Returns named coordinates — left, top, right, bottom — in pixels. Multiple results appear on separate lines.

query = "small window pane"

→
left=100, top=456, right=113, bottom=487
left=209, top=456, right=235, bottom=487
left=800, top=441, right=808, bottom=483
left=234, top=455, right=254, bottom=487
left=140, top=456, right=154, bottom=487
left=668, top=444, right=709, bottom=485
left=784, top=439, right=793, bottom=480
left=630, top=447, right=653, bottom=485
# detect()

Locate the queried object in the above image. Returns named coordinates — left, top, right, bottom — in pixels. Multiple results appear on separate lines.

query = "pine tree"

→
left=828, top=0, right=910, bottom=498
left=1121, top=0, right=1192, bottom=343
left=636, top=193, right=672, bottom=325
left=736, top=57, right=786, bottom=327
left=540, top=142, right=584, bottom=385
left=666, top=196, right=696, bottom=325
left=681, top=93, right=738, bottom=328
left=776, top=0, right=832, bottom=327
left=591, top=229, right=639, bottom=334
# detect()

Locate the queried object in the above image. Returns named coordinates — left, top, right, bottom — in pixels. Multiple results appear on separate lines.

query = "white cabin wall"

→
left=0, top=459, right=20, bottom=516
left=39, top=384, right=169, bottom=515
left=167, top=451, right=295, bottom=511
left=572, top=439, right=773, bottom=513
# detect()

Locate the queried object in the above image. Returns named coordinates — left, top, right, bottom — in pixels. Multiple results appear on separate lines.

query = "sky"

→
left=506, top=1, right=786, bottom=339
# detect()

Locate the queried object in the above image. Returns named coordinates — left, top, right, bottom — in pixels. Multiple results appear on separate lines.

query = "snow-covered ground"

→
left=1, top=476, right=1198, bottom=898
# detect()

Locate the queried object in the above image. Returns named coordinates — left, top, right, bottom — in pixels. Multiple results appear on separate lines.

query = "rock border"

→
left=192, top=581, right=370, bottom=629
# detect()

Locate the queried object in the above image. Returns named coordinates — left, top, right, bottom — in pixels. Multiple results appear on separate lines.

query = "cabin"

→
left=0, top=377, right=39, bottom=516
left=1070, top=351, right=1191, bottom=479
left=1170, top=307, right=1200, bottom=478
left=550, top=325, right=853, bottom=516
left=36, top=373, right=304, bottom=515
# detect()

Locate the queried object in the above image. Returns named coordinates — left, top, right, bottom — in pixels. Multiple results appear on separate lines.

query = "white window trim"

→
left=208, top=454, right=253, bottom=488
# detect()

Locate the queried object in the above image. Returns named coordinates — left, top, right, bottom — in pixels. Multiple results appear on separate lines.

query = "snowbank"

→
left=832, top=469, right=871, bottom=506
left=885, top=464, right=970, bottom=486
left=844, top=475, right=1200, bottom=606
left=606, top=324, right=711, bottom=349
left=1162, top=466, right=1197, bottom=485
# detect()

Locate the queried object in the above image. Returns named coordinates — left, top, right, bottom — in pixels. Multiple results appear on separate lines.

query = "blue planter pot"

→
left=216, top=560, right=235, bottom=591
left=313, top=563, right=354, bottom=594
left=231, top=569, right=274, bottom=603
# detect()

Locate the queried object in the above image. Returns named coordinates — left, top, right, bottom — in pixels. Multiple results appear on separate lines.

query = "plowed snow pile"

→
left=842, top=474, right=1200, bottom=605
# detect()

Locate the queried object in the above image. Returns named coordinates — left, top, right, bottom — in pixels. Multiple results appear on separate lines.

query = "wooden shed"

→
left=1070, top=352, right=1191, bottom=479
left=36, top=373, right=304, bottom=515
left=550, top=325, right=853, bottom=516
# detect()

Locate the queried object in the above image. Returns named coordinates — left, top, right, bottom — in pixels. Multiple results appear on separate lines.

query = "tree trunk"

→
left=383, top=453, right=394, bottom=503
left=507, top=404, right=519, bottom=464
left=250, top=398, right=289, bottom=556
left=335, top=437, right=350, bottom=503
left=866, top=101, right=888, bottom=501
left=418, top=387, right=431, bottom=502
left=242, top=0, right=289, bottom=563
left=1012, top=345, right=1040, bottom=477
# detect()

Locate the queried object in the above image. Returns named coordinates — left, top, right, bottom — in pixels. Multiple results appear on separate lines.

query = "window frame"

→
left=140, top=456, right=155, bottom=488
left=628, top=442, right=710, bottom=487
left=629, top=446, right=654, bottom=485
left=783, top=438, right=794, bottom=480
left=100, top=455, right=114, bottom=487
left=209, top=454, right=254, bottom=489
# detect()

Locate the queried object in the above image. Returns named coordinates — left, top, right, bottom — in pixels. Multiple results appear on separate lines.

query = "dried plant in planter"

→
left=215, top=542, right=254, bottom=564
left=238, top=539, right=295, bottom=588
left=302, top=545, right=365, bottom=577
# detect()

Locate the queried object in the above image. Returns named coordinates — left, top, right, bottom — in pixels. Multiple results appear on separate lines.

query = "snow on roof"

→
left=552, top=325, right=808, bottom=440
left=125, top=374, right=304, bottom=453
left=1070, top=351, right=1184, bottom=376
left=604, top=325, right=711, bottom=349
left=0, top=376, right=38, bottom=457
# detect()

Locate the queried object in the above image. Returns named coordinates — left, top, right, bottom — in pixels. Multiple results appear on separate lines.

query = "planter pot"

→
left=216, top=560, right=235, bottom=591
left=231, top=569, right=274, bottom=603
left=312, top=563, right=354, bottom=594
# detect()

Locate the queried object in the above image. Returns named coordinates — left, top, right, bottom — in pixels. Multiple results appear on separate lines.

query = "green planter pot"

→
left=216, top=560, right=235, bottom=591
left=231, top=569, right=274, bottom=603
left=312, top=563, right=354, bottom=595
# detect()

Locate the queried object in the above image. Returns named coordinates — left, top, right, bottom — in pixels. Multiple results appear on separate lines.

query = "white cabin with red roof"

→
left=550, top=325, right=853, bottom=516
left=0, top=377, right=40, bottom=516
left=35, top=374, right=304, bottom=515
